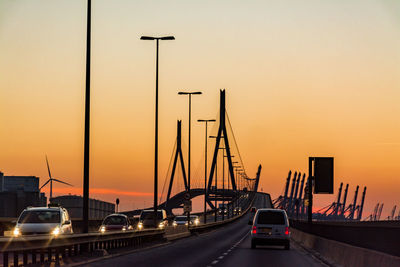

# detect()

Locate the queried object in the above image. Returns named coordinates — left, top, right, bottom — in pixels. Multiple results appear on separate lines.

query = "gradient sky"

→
left=1, top=0, right=399, bottom=218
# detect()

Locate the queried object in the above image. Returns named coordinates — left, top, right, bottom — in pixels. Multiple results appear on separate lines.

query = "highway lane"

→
left=86, top=194, right=325, bottom=267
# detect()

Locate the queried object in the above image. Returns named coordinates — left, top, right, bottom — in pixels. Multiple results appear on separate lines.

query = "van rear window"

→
left=257, top=211, right=285, bottom=225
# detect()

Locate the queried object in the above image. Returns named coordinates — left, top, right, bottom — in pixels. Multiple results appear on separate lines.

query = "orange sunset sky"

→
left=1, top=1, right=400, bottom=218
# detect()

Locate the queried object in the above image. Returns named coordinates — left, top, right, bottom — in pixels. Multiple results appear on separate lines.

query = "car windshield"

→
left=103, top=216, right=127, bottom=225
left=257, top=211, right=285, bottom=225
left=140, top=211, right=163, bottom=220
left=18, top=210, right=60, bottom=224
left=175, top=216, right=187, bottom=222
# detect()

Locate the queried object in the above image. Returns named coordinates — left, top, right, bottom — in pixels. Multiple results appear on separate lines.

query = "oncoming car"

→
left=172, top=215, right=200, bottom=226
left=233, top=207, right=242, bottom=215
left=137, top=209, right=168, bottom=230
left=99, top=214, right=133, bottom=233
left=249, top=208, right=290, bottom=250
left=13, top=206, right=73, bottom=237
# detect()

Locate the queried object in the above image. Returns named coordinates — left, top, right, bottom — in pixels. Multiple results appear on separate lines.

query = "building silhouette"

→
left=0, top=172, right=46, bottom=217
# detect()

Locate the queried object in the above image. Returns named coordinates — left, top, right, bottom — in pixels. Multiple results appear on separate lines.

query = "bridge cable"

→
left=160, top=140, right=177, bottom=204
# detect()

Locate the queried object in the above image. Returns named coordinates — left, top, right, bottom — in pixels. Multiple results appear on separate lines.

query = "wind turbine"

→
left=40, top=155, right=73, bottom=199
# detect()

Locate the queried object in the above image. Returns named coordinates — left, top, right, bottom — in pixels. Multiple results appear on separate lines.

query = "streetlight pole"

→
left=209, top=135, right=219, bottom=222
left=220, top=147, right=226, bottom=221
left=224, top=154, right=234, bottom=218
left=178, top=91, right=202, bottom=226
left=141, top=35, right=175, bottom=227
left=83, top=0, right=91, bottom=234
left=198, top=119, right=216, bottom=224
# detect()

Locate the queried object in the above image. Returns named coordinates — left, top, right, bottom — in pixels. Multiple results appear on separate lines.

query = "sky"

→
left=1, top=0, right=400, bottom=218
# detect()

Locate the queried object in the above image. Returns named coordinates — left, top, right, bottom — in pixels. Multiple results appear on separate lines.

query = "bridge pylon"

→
left=166, top=120, right=188, bottom=204
left=207, top=90, right=237, bottom=208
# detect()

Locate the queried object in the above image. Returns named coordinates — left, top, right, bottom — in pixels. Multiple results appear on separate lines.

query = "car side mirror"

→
left=248, top=221, right=252, bottom=225
left=64, top=220, right=71, bottom=225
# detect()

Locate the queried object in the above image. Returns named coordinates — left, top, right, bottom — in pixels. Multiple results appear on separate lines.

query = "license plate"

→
left=260, top=228, right=272, bottom=234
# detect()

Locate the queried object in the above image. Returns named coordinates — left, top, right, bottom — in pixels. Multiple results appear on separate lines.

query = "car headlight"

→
left=172, top=221, right=177, bottom=227
left=122, top=226, right=127, bottom=231
left=13, top=227, right=20, bottom=237
left=52, top=227, right=60, bottom=236
left=138, top=222, right=143, bottom=229
left=194, top=219, right=199, bottom=225
left=158, top=222, right=165, bottom=229
left=100, top=226, right=106, bottom=233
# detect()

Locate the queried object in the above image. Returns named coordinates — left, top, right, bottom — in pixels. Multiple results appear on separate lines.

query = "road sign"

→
left=313, top=157, right=334, bottom=194
left=184, top=200, right=192, bottom=212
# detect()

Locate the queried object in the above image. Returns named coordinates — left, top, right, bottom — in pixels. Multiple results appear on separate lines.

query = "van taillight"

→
left=252, top=226, right=257, bottom=234
left=285, top=227, right=290, bottom=235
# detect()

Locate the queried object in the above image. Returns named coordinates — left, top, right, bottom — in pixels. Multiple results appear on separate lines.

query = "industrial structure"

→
left=0, top=172, right=46, bottom=217
left=50, top=195, right=115, bottom=220
left=274, top=170, right=367, bottom=221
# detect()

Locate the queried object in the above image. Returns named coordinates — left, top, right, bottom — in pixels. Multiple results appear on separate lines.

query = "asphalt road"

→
left=87, top=194, right=325, bottom=267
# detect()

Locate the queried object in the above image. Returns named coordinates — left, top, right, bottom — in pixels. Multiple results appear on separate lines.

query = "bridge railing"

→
left=0, top=228, right=164, bottom=267
left=189, top=191, right=257, bottom=233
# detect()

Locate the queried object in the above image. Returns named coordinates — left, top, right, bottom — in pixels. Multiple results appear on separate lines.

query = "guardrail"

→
left=0, top=192, right=265, bottom=266
left=189, top=192, right=256, bottom=233
left=290, top=219, right=400, bottom=257
left=0, top=229, right=165, bottom=267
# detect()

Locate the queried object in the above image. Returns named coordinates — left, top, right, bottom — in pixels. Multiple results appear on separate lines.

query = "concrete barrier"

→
left=291, top=228, right=400, bottom=267
left=164, top=225, right=190, bottom=241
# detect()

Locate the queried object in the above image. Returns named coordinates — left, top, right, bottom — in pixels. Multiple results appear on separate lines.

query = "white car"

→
left=13, top=206, right=73, bottom=237
left=249, top=208, right=290, bottom=250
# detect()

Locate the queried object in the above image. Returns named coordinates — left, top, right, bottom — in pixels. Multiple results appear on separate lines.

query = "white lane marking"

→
left=207, top=232, right=249, bottom=266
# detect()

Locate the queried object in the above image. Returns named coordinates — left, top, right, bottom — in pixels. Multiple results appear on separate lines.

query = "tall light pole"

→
left=141, top=35, right=175, bottom=227
left=198, top=119, right=215, bottom=224
left=178, top=91, right=202, bottom=225
left=232, top=162, right=239, bottom=214
left=209, top=135, right=219, bottom=222
left=83, top=0, right=91, bottom=234
left=224, top=154, right=234, bottom=218
left=219, top=147, right=226, bottom=220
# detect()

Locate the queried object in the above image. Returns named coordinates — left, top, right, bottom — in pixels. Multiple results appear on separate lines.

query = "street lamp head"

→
left=160, top=36, right=175, bottom=40
left=178, top=91, right=202, bottom=95
left=198, top=119, right=216, bottom=122
left=141, top=36, right=175, bottom=40
left=140, top=36, right=156, bottom=40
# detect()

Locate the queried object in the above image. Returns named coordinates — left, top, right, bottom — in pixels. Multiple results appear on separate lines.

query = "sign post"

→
left=308, top=157, right=334, bottom=224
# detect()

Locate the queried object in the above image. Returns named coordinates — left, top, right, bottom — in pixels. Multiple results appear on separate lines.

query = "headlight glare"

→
left=13, top=227, right=20, bottom=237
left=52, top=227, right=60, bottom=236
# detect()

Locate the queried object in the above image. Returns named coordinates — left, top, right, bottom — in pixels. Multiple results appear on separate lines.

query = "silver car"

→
left=13, top=206, right=73, bottom=237
left=249, top=208, right=290, bottom=249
